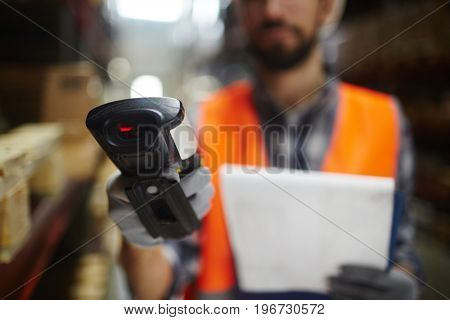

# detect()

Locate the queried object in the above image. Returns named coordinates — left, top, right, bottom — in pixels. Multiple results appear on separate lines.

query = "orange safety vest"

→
left=196, top=80, right=400, bottom=296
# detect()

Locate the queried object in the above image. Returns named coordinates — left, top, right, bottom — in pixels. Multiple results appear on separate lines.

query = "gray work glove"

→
left=329, top=265, right=419, bottom=300
left=107, top=166, right=214, bottom=247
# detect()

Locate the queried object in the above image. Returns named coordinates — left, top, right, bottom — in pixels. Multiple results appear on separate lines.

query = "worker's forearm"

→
left=120, top=241, right=173, bottom=299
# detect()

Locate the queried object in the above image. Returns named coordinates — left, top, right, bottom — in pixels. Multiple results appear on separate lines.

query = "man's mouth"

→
left=258, top=25, right=295, bottom=43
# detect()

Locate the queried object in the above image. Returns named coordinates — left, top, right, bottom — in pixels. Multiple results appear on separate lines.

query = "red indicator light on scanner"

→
left=118, top=124, right=134, bottom=133
left=117, top=123, right=137, bottom=139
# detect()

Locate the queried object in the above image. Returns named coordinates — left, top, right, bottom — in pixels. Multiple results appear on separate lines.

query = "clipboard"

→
left=219, top=165, right=395, bottom=294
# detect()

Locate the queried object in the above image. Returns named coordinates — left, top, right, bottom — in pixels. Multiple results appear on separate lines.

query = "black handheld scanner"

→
left=86, top=97, right=201, bottom=238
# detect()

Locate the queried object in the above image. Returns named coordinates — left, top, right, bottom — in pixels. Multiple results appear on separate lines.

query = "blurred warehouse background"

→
left=0, top=0, right=448, bottom=299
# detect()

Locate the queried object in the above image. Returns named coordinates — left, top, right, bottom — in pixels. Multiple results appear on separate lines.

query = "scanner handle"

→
left=125, top=176, right=200, bottom=238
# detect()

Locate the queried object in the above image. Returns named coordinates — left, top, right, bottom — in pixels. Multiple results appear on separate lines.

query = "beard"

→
left=248, top=21, right=317, bottom=71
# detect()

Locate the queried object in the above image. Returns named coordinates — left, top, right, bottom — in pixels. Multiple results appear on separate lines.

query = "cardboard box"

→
left=40, top=63, right=102, bottom=126
left=0, top=62, right=101, bottom=128
left=29, top=148, right=66, bottom=196
left=61, top=129, right=101, bottom=181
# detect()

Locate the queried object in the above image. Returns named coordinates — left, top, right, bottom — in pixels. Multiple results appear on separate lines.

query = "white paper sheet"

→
left=219, top=165, right=395, bottom=293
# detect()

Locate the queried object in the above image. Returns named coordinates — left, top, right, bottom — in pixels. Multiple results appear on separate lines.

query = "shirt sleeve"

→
left=393, top=99, right=422, bottom=277
left=161, top=235, right=200, bottom=299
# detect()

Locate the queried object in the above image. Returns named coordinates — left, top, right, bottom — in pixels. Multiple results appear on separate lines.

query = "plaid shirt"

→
left=163, top=78, right=420, bottom=298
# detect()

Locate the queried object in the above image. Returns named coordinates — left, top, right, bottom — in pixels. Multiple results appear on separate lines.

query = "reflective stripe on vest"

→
left=196, top=80, right=400, bottom=296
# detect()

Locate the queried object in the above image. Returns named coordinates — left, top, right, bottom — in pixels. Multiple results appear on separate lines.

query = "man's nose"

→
left=263, top=0, right=284, bottom=19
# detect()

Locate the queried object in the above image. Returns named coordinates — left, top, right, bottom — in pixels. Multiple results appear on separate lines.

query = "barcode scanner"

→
left=86, top=97, right=201, bottom=238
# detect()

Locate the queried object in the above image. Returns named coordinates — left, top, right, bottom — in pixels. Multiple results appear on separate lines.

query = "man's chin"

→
left=252, top=48, right=305, bottom=71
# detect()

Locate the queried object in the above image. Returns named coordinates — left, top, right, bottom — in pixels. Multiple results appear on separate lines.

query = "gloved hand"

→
left=329, top=265, right=419, bottom=300
left=107, top=166, right=214, bottom=247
